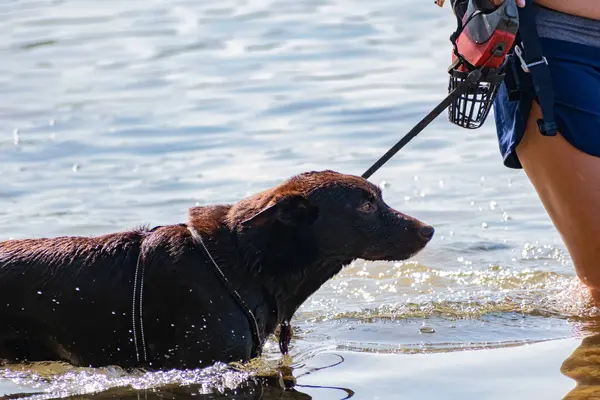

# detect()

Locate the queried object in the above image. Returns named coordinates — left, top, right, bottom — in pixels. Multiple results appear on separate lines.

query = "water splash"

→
left=0, top=362, right=252, bottom=400
left=301, top=260, right=596, bottom=321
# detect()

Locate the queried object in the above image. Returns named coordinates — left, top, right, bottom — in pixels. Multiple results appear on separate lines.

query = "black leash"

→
left=361, top=68, right=482, bottom=179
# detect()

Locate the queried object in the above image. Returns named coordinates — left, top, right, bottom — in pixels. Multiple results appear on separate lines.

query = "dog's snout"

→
left=419, top=225, right=435, bottom=241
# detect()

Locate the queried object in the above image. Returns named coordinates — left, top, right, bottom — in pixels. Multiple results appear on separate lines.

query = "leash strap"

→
left=132, top=246, right=149, bottom=364
left=512, top=0, right=557, bottom=136
left=361, top=69, right=480, bottom=179
left=187, top=225, right=264, bottom=358
left=131, top=225, right=267, bottom=366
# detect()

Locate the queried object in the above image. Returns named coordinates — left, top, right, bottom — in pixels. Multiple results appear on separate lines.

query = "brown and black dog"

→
left=0, top=170, right=433, bottom=370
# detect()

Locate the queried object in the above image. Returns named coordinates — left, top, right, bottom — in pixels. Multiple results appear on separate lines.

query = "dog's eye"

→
left=358, top=201, right=376, bottom=213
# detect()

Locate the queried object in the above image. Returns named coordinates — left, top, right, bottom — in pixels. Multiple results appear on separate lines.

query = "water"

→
left=1, top=0, right=597, bottom=398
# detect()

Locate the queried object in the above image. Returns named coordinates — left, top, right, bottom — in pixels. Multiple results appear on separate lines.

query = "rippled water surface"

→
left=1, top=0, right=597, bottom=398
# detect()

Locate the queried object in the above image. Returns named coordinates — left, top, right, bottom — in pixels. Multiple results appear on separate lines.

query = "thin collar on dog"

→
left=131, top=225, right=265, bottom=366
left=186, top=225, right=264, bottom=358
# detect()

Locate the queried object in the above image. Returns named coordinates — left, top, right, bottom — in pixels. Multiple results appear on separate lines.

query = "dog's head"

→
left=234, top=170, right=433, bottom=263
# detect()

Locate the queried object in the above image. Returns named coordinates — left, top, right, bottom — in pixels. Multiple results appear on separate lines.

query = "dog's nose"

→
left=419, top=225, right=435, bottom=241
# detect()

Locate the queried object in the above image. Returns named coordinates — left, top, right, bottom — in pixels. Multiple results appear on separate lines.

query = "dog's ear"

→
left=241, top=193, right=318, bottom=227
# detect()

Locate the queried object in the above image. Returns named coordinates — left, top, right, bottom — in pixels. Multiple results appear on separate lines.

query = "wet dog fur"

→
left=0, top=170, right=434, bottom=370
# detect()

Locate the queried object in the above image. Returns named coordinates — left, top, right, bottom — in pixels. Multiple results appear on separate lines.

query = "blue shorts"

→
left=493, top=37, right=600, bottom=169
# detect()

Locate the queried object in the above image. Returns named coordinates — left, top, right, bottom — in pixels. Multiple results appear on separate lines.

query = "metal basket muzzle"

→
left=447, top=67, right=505, bottom=129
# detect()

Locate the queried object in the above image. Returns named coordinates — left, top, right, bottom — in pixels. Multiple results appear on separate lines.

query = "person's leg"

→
left=516, top=100, right=600, bottom=302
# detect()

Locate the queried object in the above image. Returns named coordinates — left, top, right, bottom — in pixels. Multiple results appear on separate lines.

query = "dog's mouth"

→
left=362, top=252, right=412, bottom=262
left=361, top=245, right=427, bottom=262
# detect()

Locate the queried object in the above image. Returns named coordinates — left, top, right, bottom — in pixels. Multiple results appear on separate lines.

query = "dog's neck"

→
left=232, top=221, right=352, bottom=326
left=187, top=205, right=351, bottom=335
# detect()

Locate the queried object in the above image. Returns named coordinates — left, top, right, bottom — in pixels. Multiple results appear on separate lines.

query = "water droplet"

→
left=171, top=323, right=175, bottom=327
left=111, top=311, right=116, bottom=315
left=75, top=287, right=80, bottom=291
left=72, top=163, right=80, bottom=172
left=224, top=39, right=245, bottom=56
left=482, top=222, right=488, bottom=229
left=438, top=179, right=444, bottom=188
left=37, top=291, right=42, bottom=295
left=489, top=201, right=497, bottom=210
left=49, top=119, right=55, bottom=126
left=13, top=129, right=19, bottom=146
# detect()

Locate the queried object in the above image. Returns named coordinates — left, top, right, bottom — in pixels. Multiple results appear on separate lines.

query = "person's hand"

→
left=492, top=0, right=526, bottom=7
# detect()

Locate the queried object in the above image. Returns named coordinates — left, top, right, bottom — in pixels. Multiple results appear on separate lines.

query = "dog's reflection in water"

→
left=63, top=375, right=314, bottom=400
left=3, top=356, right=354, bottom=400
left=3, top=372, right=311, bottom=400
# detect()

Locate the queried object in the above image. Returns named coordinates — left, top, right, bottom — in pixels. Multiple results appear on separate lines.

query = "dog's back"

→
left=0, top=231, right=146, bottom=365
left=0, top=220, right=252, bottom=369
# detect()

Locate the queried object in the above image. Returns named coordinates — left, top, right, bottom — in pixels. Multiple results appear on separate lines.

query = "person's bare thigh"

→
left=516, top=100, right=600, bottom=301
